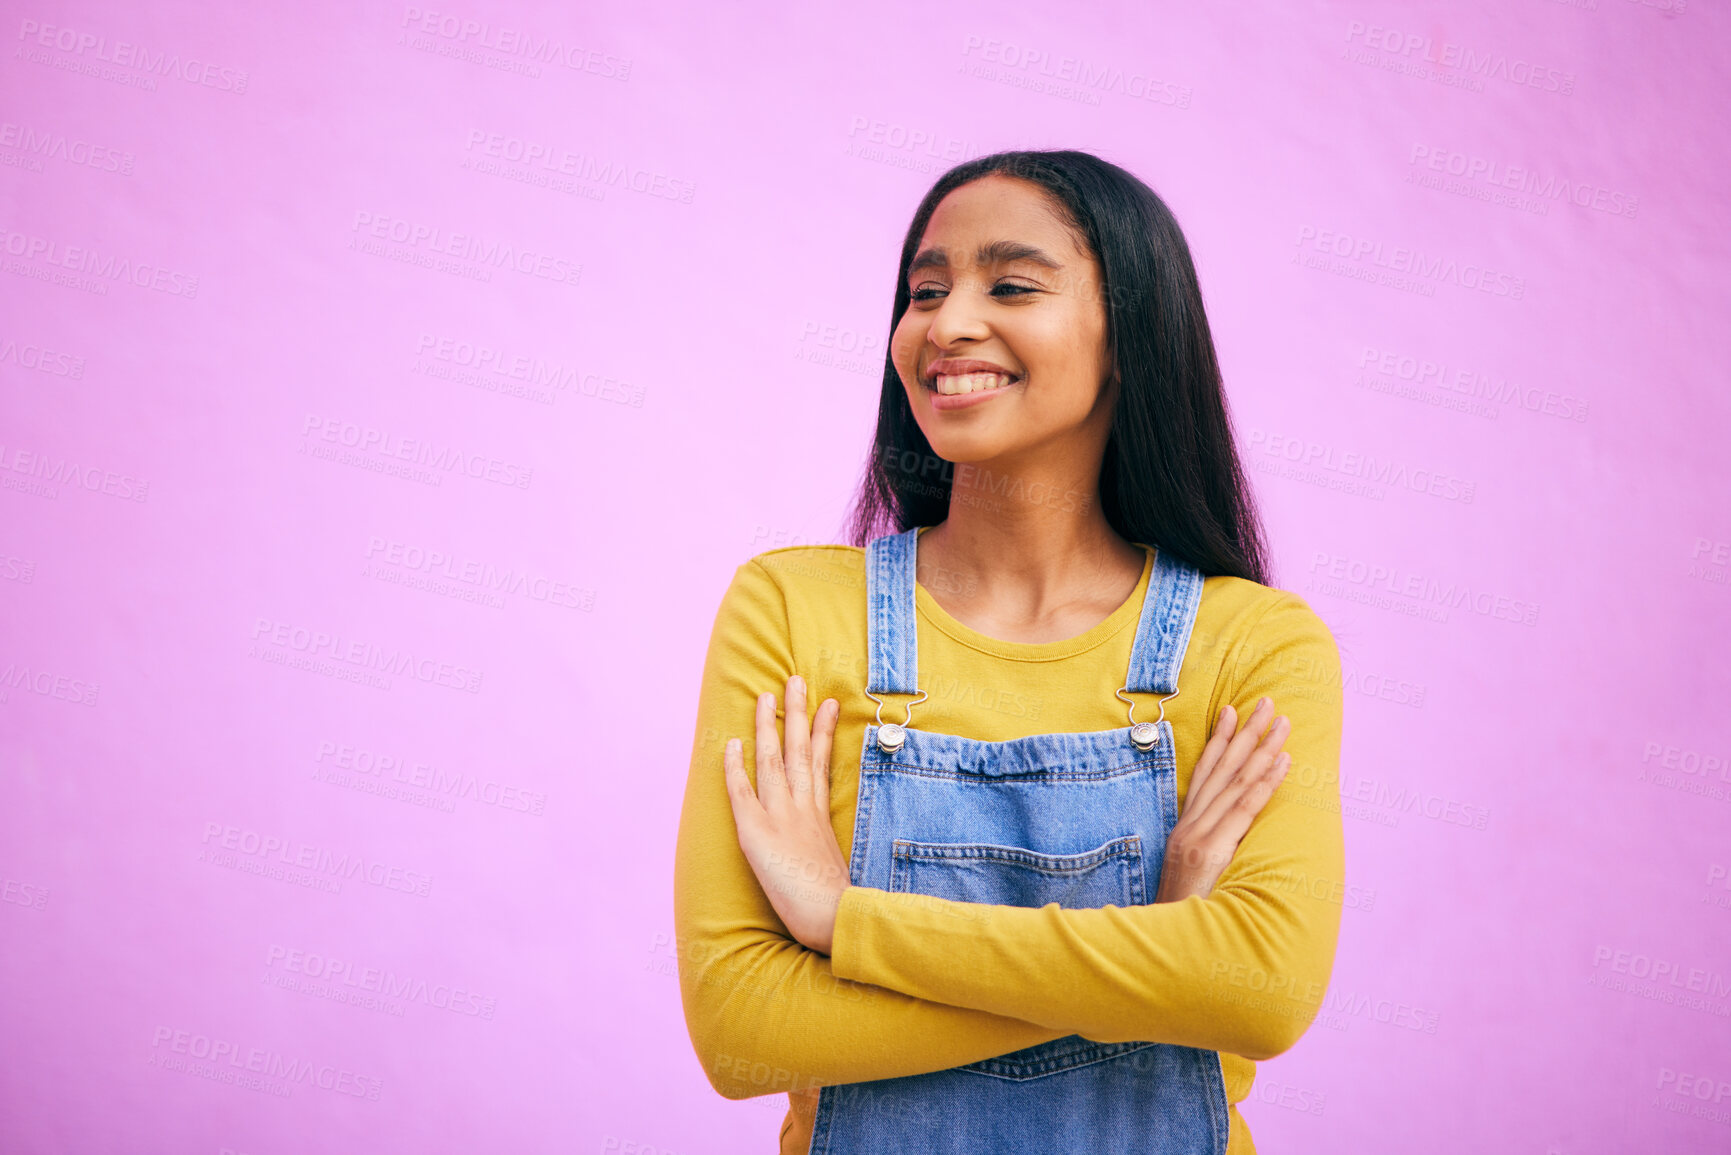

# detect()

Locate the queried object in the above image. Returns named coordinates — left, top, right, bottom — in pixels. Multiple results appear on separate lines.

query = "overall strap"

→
left=865, top=527, right=921, bottom=695
left=1123, top=547, right=1206, bottom=695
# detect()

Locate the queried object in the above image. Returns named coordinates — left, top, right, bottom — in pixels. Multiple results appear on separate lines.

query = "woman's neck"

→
left=915, top=469, right=1147, bottom=644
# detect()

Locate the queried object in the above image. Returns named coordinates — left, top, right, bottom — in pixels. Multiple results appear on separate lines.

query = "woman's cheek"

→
left=890, top=320, right=921, bottom=372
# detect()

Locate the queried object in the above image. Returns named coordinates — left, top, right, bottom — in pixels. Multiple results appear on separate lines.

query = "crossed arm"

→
left=673, top=561, right=1346, bottom=1100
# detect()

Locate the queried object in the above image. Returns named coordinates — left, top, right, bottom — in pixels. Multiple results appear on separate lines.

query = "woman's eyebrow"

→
left=908, top=240, right=1063, bottom=275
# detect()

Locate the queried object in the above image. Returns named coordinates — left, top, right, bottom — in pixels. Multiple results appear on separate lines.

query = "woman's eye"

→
left=909, top=282, right=1036, bottom=303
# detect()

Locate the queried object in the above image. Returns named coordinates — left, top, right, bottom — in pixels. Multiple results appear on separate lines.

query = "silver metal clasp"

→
left=1117, top=685, right=1180, bottom=751
left=863, top=687, right=927, bottom=754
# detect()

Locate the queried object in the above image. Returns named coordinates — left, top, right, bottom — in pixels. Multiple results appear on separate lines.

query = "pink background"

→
left=3, top=1, right=1728, bottom=1152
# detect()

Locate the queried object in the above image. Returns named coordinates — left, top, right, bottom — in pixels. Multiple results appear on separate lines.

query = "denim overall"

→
left=807, top=527, right=1229, bottom=1155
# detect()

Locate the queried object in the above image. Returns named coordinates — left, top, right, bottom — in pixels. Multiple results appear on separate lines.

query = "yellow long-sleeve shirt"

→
left=673, top=534, right=1346, bottom=1154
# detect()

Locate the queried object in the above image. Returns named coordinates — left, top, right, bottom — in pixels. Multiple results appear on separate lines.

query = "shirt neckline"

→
left=910, top=525, right=1156, bottom=662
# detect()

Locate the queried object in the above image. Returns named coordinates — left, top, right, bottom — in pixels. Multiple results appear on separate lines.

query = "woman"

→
left=673, top=150, right=1345, bottom=1154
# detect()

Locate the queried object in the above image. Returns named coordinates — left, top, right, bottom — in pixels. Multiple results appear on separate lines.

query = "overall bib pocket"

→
left=888, top=835, right=1147, bottom=909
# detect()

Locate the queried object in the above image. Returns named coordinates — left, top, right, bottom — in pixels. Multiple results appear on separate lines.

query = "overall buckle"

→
left=1117, top=686, right=1179, bottom=751
left=863, top=688, right=927, bottom=754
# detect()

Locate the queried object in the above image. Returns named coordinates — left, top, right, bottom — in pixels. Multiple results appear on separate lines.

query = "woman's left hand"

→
left=723, top=674, right=851, bottom=955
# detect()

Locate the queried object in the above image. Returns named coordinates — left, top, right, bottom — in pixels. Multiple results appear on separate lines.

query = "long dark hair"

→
left=841, top=149, right=1270, bottom=586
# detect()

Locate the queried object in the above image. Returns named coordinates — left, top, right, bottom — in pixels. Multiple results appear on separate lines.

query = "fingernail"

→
left=790, top=674, right=804, bottom=694
left=1258, top=696, right=1271, bottom=710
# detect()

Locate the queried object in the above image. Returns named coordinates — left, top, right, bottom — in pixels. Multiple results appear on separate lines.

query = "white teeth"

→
left=933, top=372, right=1014, bottom=395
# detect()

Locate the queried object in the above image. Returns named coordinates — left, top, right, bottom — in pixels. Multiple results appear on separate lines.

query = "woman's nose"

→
left=925, top=283, right=993, bottom=347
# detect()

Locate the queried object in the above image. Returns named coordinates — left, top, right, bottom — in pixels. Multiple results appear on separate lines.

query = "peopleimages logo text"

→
left=350, top=211, right=581, bottom=286
left=201, top=822, right=434, bottom=898
left=0, top=227, right=199, bottom=297
left=1294, top=226, right=1525, bottom=300
left=149, top=1026, right=382, bottom=1099
left=16, top=19, right=250, bottom=92
left=959, top=35, right=1192, bottom=107
left=250, top=617, right=485, bottom=694
left=399, top=7, right=631, bottom=79
left=1306, top=551, right=1540, bottom=627
left=1344, top=21, right=1574, bottom=94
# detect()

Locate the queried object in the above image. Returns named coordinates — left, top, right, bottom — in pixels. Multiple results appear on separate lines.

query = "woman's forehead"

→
left=918, top=180, right=1090, bottom=267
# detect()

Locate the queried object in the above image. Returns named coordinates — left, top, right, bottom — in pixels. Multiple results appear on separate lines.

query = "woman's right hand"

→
left=1154, top=697, right=1291, bottom=904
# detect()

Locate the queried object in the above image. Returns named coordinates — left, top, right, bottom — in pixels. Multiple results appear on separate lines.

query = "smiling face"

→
left=891, top=173, right=1118, bottom=471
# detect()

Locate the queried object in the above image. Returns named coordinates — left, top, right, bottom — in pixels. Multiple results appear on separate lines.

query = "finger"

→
left=1216, top=714, right=1289, bottom=805
left=722, top=737, right=762, bottom=822
left=1181, top=704, right=1237, bottom=820
left=755, top=691, right=788, bottom=809
left=784, top=674, right=813, bottom=803
left=810, top=698, right=837, bottom=816
left=1251, top=715, right=1292, bottom=779
left=1233, top=750, right=1291, bottom=819
left=1219, top=752, right=1292, bottom=838
left=1192, top=721, right=1290, bottom=839
left=1189, top=703, right=1235, bottom=785
left=1187, top=698, right=1275, bottom=818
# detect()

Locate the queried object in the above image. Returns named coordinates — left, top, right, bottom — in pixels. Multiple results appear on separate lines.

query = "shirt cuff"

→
left=829, top=885, right=882, bottom=984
